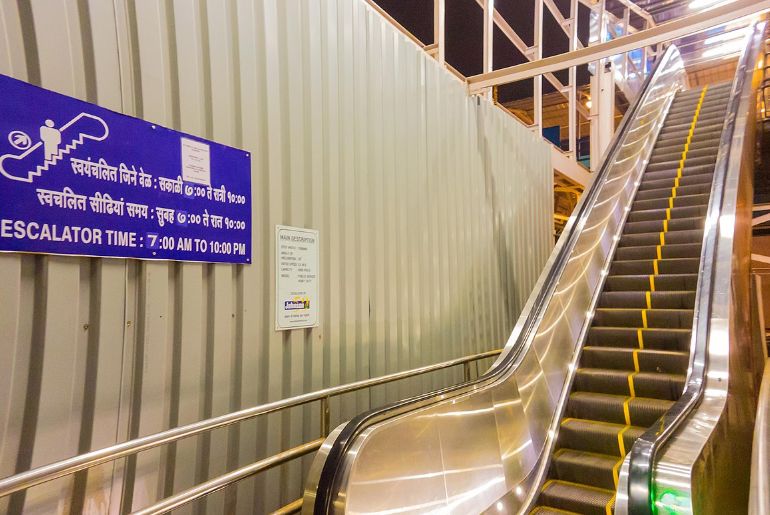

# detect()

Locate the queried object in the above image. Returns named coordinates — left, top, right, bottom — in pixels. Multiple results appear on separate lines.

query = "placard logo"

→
left=284, top=296, right=310, bottom=310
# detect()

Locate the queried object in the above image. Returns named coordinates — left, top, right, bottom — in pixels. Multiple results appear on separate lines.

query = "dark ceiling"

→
left=372, top=0, right=594, bottom=102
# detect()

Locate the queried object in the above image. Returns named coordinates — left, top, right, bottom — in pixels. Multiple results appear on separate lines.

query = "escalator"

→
left=532, top=82, right=732, bottom=515
left=303, top=22, right=767, bottom=515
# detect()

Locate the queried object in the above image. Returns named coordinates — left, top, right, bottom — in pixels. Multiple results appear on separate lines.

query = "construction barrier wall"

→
left=0, top=0, right=553, bottom=512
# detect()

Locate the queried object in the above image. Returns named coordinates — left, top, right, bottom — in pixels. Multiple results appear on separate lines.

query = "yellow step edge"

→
left=627, top=371, right=638, bottom=397
left=612, top=458, right=624, bottom=488
left=543, top=479, right=616, bottom=495
left=617, top=425, right=631, bottom=456
left=622, top=396, right=632, bottom=425
left=606, top=494, right=616, bottom=515
left=531, top=507, right=578, bottom=515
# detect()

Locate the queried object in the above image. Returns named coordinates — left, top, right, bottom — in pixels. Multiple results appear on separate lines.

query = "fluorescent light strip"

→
left=701, top=39, right=745, bottom=58
left=704, top=27, right=750, bottom=45
left=689, top=0, right=732, bottom=10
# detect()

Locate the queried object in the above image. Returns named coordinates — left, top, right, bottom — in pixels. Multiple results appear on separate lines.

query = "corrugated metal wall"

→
left=0, top=0, right=553, bottom=513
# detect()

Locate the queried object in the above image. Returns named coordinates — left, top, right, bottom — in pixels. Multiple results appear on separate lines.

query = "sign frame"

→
left=275, top=225, right=320, bottom=331
left=0, top=74, right=252, bottom=264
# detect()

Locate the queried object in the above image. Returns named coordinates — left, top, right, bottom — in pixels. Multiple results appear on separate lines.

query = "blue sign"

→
left=0, top=74, right=251, bottom=264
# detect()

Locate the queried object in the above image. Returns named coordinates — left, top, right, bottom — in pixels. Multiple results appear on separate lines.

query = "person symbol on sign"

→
left=40, top=119, right=61, bottom=161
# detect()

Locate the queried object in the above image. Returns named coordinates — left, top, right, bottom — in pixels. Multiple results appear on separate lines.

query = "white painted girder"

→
left=468, top=0, right=770, bottom=92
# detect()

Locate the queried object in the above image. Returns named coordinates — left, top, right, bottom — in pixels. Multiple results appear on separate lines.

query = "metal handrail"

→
left=750, top=359, right=770, bottom=515
left=0, top=348, right=500, bottom=503
left=133, top=439, right=325, bottom=515
left=626, top=21, right=768, bottom=513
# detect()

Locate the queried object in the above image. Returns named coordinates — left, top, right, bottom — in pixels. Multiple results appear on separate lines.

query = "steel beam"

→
left=552, top=146, right=591, bottom=186
left=472, top=0, right=589, bottom=118
left=568, top=0, right=579, bottom=155
left=434, top=0, right=445, bottom=64
left=534, top=0, right=544, bottom=132
left=614, top=0, right=656, bottom=27
left=544, top=0, right=568, bottom=31
left=468, top=0, right=770, bottom=92
left=483, top=0, right=494, bottom=75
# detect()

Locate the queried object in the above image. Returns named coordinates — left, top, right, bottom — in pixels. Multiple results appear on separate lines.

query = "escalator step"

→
left=566, top=392, right=674, bottom=426
left=638, top=172, right=713, bottom=192
left=654, top=129, right=719, bottom=144
left=623, top=217, right=704, bottom=235
left=645, top=155, right=715, bottom=173
left=632, top=192, right=710, bottom=211
left=634, top=182, right=712, bottom=201
left=530, top=506, right=582, bottom=515
left=619, top=228, right=703, bottom=247
left=538, top=480, right=615, bottom=515
left=653, top=139, right=719, bottom=155
left=580, top=347, right=689, bottom=374
left=644, top=163, right=716, bottom=182
left=573, top=368, right=685, bottom=400
left=626, top=201, right=706, bottom=222
left=614, top=242, right=701, bottom=260
left=657, top=119, right=723, bottom=137
left=587, top=327, right=691, bottom=351
left=603, top=273, right=698, bottom=292
left=558, top=419, right=644, bottom=456
left=592, top=308, right=693, bottom=329
left=551, top=449, right=619, bottom=490
left=648, top=145, right=717, bottom=164
left=598, top=291, right=695, bottom=309
left=609, top=257, right=700, bottom=275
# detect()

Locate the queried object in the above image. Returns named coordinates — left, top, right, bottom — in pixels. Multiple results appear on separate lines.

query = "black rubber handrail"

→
left=312, top=48, right=677, bottom=514
left=625, top=21, right=766, bottom=515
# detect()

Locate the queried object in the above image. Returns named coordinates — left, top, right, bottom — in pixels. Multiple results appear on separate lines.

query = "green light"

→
left=654, top=488, right=692, bottom=515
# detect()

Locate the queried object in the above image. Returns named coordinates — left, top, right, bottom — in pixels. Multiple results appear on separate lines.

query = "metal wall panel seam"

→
left=318, top=0, right=343, bottom=458
left=365, top=10, right=385, bottom=409
left=79, top=12, right=129, bottom=512
left=383, top=17, right=400, bottom=405
left=351, top=0, right=371, bottom=417
left=24, top=3, right=88, bottom=513
left=0, top=13, right=29, bottom=515
left=283, top=0, right=307, bottom=502
left=303, top=0, right=325, bottom=490
left=129, top=1, right=177, bottom=511
left=0, top=2, right=27, bottom=78
left=232, top=0, right=270, bottom=512
left=263, top=0, right=289, bottom=507
left=167, top=3, right=209, bottom=513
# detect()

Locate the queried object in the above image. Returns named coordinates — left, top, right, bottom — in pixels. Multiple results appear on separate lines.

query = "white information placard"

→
left=275, top=225, right=319, bottom=330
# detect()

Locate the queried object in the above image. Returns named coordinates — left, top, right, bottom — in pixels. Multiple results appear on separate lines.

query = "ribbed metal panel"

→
left=0, top=0, right=552, bottom=512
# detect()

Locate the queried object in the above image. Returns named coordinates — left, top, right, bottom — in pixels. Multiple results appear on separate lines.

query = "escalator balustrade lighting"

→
left=531, top=82, right=730, bottom=515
